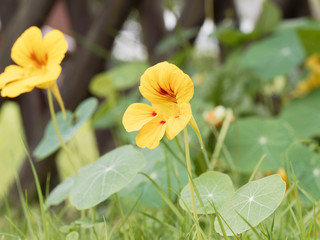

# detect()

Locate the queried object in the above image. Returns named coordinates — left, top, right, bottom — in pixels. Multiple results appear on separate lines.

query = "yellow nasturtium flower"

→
left=122, top=62, right=195, bottom=149
left=0, top=26, right=68, bottom=113
left=294, top=54, right=320, bottom=97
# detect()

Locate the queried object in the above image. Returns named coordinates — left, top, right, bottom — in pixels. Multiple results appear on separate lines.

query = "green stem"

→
left=47, top=89, right=78, bottom=176
left=210, top=109, right=233, bottom=170
left=184, top=128, right=202, bottom=240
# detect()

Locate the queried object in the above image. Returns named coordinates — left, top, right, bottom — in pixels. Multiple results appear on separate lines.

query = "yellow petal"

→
left=139, top=62, right=194, bottom=104
left=11, top=26, right=44, bottom=68
left=32, top=65, right=62, bottom=89
left=51, top=83, right=66, bottom=119
left=122, top=103, right=158, bottom=132
left=0, top=65, right=26, bottom=88
left=1, top=76, right=36, bottom=97
left=166, top=103, right=192, bottom=140
left=43, top=29, right=68, bottom=65
left=189, top=115, right=204, bottom=149
left=136, top=116, right=167, bottom=149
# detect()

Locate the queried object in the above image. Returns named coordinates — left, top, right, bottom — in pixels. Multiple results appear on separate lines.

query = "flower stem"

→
left=210, top=109, right=233, bottom=170
left=183, top=128, right=202, bottom=240
left=47, top=89, right=78, bottom=176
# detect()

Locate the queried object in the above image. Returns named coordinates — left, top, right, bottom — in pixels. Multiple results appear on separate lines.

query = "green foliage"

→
left=214, top=1, right=281, bottom=46
left=214, top=175, right=286, bottom=236
left=223, top=117, right=296, bottom=172
left=33, top=98, right=98, bottom=159
left=297, top=29, right=320, bottom=57
left=241, top=30, right=305, bottom=79
left=4, top=5, right=320, bottom=239
left=280, top=88, right=320, bottom=138
left=288, top=144, right=320, bottom=200
left=179, top=171, right=234, bottom=214
left=47, top=145, right=145, bottom=210
left=89, top=61, right=149, bottom=98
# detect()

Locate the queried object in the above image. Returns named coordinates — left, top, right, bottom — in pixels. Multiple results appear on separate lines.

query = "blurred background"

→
left=0, top=0, right=317, bottom=202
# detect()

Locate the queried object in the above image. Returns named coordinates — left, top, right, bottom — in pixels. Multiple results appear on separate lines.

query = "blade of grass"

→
left=290, top=163, right=307, bottom=240
left=20, top=137, right=48, bottom=240
left=210, top=109, right=233, bottom=170
left=139, top=212, right=177, bottom=232
left=248, top=154, right=266, bottom=182
left=236, top=211, right=264, bottom=240
left=140, top=172, right=184, bottom=223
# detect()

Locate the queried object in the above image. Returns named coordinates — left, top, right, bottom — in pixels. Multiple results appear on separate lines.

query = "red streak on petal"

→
left=175, top=116, right=179, bottom=118
left=160, top=121, right=166, bottom=124
left=151, top=112, right=157, bottom=116
left=30, top=52, right=44, bottom=67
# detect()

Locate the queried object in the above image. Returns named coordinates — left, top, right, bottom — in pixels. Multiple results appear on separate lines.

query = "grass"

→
left=1, top=103, right=320, bottom=240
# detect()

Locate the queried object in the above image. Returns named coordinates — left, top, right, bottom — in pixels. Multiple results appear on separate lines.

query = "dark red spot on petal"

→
left=151, top=112, right=157, bottom=117
left=160, top=121, right=166, bottom=124
left=175, top=116, right=179, bottom=118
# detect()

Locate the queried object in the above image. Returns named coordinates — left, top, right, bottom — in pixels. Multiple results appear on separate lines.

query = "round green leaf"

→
left=119, top=146, right=188, bottom=209
left=280, top=88, right=320, bottom=138
left=241, top=30, right=305, bottom=79
left=46, top=175, right=76, bottom=207
left=69, top=145, right=145, bottom=210
left=288, top=144, right=320, bottom=200
left=214, top=175, right=286, bottom=236
left=33, top=97, right=98, bottom=160
left=179, top=171, right=235, bottom=214
left=223, top=117, right=295, bottom=173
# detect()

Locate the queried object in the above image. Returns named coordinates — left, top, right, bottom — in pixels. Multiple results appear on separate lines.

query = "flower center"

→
left=30, top=52, right=48, bottom=68
left=157, top=85, right=177, bottom=103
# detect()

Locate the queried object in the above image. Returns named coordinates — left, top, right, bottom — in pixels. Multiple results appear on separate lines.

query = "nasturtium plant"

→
left=288, top=144, right=320, bottom=201
left=34, top=97, right=98, bottom=159
left=46, top=145, right=146, bottom=210
left=179, top=171, right=235, bottom=214
left=214, top=175, right=286, bottom=236
left=241, top=30, right=305, bottom=79
left=223, top=117, right=296, bottom=173
left=119, top=145, right=188, bottom=209
left=280, top=88, right=320, bottom=138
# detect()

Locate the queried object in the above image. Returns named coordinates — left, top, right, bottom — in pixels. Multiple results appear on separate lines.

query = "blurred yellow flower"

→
left=294, top=54, right=320, bottom=97
left=123, top=62, right=194, bottom=149
left=0, top=26, right=67, bottom=113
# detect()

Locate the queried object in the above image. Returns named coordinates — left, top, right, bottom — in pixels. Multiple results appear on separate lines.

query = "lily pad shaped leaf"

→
left=223, top=117, right=295, bottom=173
left=179, top=171, right=235, bottom=214
left=214, top=175, right=286, bottom=236
left=33, top=97, right=98, bottom=160
left=240, top=30, right=305, bottom=79
left=46, top=175, right=76, bottom=207
left=69, top=145, right=146, bottom=210
left=288, top=144, right=320, bottom=200
left=280, top=88, right=320, bottom=138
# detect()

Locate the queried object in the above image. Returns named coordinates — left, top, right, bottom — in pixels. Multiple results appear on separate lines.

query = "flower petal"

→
left=139, top=62, right=194, bottom=104
left=1, top=65, right=61, bottom=97
left=1, top=76, right=36, bottom=97
left=43, top=29, right=68, bottom=65
left=11, top=26, right=44, bottom=68
left=31, top=65, right=62, bottom=89
left=122, top=103, right=158, bottom=132
left=51, top=83, right=66, bottom=119
left=166, top=103, right=192, bottom=140
left=0, top=65, right=26, bottom=89
left=136, top=117, right=167, bottom=149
